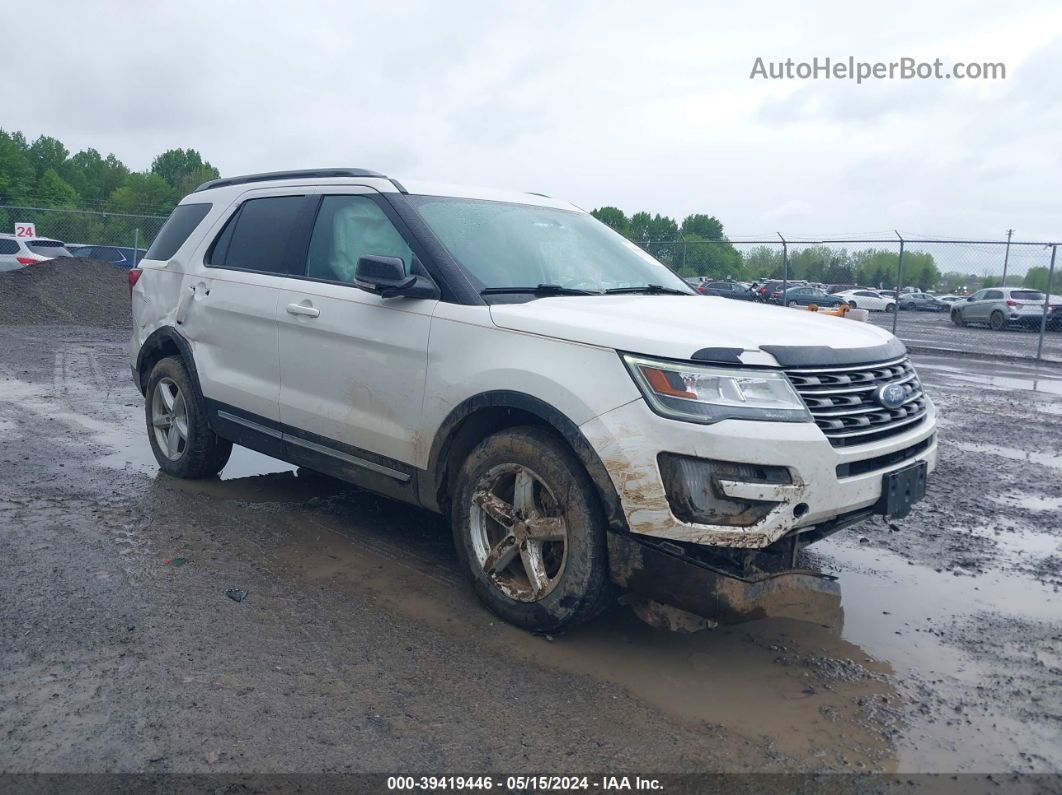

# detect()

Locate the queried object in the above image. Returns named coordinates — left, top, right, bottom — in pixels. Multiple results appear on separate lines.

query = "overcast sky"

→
left=12, top=1, right=1062, bottom=242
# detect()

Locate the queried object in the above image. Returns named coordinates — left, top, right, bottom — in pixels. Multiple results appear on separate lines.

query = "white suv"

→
left=0, top=233, right=71, bottom=271
left=129, top=169, right=937, bottom=630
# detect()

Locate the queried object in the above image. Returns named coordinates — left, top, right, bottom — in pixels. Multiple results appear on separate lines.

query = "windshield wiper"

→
left=604, top=284, right=690, bottom=295
left=480, top=284, right=602, bottom=296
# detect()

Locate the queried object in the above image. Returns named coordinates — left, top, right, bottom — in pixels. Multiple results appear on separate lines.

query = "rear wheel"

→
left=145, top=356, right=232, bottom=478
left=951, top=309, right=965, bottom=327
left=885, top=303, right=895, bottom=313
left=990, top=310, right=1006, bottom=331
left=451, top=426, right=610, bottom=632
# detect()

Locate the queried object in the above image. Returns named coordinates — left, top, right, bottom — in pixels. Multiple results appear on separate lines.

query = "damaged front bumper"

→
left=580, top=397, right=937, bottom=550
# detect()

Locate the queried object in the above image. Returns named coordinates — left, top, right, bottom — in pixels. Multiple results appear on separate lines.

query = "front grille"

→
left=785, top=355, right=927, bottom=447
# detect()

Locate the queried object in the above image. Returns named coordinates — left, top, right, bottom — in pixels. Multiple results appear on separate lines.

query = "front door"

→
left=277, top=191, right=436, bottom=470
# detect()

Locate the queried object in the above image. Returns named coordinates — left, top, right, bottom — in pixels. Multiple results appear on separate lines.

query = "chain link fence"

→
left=0, top=204, right=167, bottom=260
left=642, top=236, right=1061, bottom=364
left=2, top=206, right=1059, bottom=363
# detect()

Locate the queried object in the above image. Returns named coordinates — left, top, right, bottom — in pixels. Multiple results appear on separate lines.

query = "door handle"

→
left=286, top=303, right=320, bottom=318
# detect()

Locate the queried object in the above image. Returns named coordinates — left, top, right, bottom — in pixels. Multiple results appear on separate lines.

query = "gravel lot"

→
left=867, top=309, right=1062, bottom=363
left=1, top=284, right=1060, bottom=777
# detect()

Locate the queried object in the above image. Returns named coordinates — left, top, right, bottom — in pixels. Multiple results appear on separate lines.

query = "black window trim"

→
left=201, top=190, right=452, bottom=300
left=204, top=194, right=309, bottom=278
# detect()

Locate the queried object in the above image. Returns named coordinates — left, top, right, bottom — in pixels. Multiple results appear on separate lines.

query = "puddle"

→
left=937, top=372, right=1062, bottom=396
left=989, top=492, right=1062, bottom=512
left=949, top=441, right=1062, bottom=471
left=812, top=537, right=1062, bottom=772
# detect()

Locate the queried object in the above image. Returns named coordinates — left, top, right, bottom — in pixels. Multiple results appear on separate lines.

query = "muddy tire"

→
left=990, top=310, right=1006, bottom=331
left=451, top=426, right=611, bottom=632
left=144, top=356, right=232, bottom=478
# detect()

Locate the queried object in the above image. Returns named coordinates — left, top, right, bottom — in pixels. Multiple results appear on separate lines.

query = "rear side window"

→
left=208, top=196, right=304, bottom=273
left=985, top=290, right=1004, bottom=300
left=27, top=240, right=70, bottom=257
left=146, top=203, right=212, bottom=261
left=0, top=239, right=19, bottom=254
left=1012, top=290, right=1043, bottom=300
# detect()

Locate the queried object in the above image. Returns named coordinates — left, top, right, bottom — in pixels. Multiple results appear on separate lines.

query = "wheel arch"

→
left=421, top=391, right=629, bottom=534
left=135, top=326, right=205, bottom=402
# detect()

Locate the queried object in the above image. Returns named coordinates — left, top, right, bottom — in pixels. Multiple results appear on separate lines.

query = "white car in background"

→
left=835, top=289, right=896, bottom=312
left=0, top=233, right=72, bottom=272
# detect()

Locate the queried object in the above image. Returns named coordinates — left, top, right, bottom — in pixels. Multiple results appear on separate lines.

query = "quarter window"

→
left=306, top=195, right=411, bottom=284
left=0, top=239, right=19, bottom=254
left=208, top=196, right=304, bottom=273
left=146, top=202, right=212, bottom=261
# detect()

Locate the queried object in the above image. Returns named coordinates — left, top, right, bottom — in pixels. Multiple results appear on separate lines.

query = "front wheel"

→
left=848, top=300, right=858, bottom=309
left=145, top=356, right=232, bottom=478
left=885, top=303, right=895, bottom=313
left=451, top=426, right=611, bottom=632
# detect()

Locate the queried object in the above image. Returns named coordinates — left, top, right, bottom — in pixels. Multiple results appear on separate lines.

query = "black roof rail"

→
left=194, top=168, right=387, bottom=192
left=526, top=191, right=551, bottom=198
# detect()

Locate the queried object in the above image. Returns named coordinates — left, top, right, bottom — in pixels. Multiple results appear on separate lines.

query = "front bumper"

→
left=580, top=397, right=938, bottom=549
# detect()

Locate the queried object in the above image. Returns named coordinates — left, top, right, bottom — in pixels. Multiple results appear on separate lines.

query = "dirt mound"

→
left=0, top=257, right=132, bottom=329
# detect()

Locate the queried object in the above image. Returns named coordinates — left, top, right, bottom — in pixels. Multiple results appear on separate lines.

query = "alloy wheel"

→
left=469, top=463, right=568, bottom=602
left=150, top=377, right=189, bottom=460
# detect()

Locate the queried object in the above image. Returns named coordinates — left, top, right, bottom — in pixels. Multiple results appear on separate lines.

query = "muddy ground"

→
left=1, top=324, right=1060, bottom=778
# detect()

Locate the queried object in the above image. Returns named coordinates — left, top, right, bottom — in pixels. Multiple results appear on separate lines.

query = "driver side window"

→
left=306, top=195, right=412, bottom=284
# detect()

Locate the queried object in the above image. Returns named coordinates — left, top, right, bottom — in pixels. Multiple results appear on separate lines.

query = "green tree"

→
left=61, top=148, right=130, bottom=203
left=1023, top=267, right=1051, bottom=292
left=27, top=135, right=68, bottom=178
left=35, top=168, right=79, bottom=208
left=680, top=213, right=724, bottom=240
left=683, top=235, right=743, bottom=278
left=743, top=245, right=783, bottom=279
left=0, top=130, right=35, bottom=202
left=590, top=206, right=630, bottom=237
left=108, top=172, right=175, bottom=214
left=151, top=148, right=219, bottom=195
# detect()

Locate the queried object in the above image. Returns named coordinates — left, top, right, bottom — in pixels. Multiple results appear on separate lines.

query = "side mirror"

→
left=354, top=255, right=438, bottom=299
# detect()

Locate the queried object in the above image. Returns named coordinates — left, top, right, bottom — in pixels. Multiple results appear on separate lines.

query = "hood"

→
left=489, top=295, right=900, bottom=367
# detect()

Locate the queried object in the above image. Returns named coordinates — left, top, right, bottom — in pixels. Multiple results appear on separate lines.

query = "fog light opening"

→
left=793, top=502, right=809, bottom=518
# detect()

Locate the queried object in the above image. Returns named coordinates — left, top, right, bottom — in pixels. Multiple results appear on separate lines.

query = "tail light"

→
left=128, top=268, right=143, bottom=297
left=16, top=256, right=40, bottom=265
left=1006, top=300, right=1019, bottom=307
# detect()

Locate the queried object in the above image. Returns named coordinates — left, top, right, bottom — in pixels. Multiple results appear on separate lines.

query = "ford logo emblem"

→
left=875, top=383, right=907, bottom=410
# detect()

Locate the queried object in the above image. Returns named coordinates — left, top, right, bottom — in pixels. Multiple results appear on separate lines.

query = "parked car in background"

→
left=761, top=279, right=808, bottom=303
left=898, top=292, right=948, bottom=312
left=827, top=283, right=859, bottom=294
left=69, top=245, right=147, bottom=268
left=936, top=295, right=963, bottom=304
left=950, top=287, right=1046, bottom=330
left=0, top=233, right=72, bottom=272
left=698, top=280, right=758, bottom=301
left=834, top=289, right=896, bottom=312
left=780, top=286, right=848, bottom=308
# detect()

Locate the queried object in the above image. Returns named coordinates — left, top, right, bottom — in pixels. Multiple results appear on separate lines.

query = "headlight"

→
left=622, top=354, right=812, bottom=424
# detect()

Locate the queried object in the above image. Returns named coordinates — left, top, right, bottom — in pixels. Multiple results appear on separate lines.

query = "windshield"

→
left=407, top=196, right=692, bottom=295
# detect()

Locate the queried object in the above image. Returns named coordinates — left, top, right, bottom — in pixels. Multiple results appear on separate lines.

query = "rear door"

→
left=182, top=192, right=309, bottom=443
left=276, top=189, right=436, bottom=470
